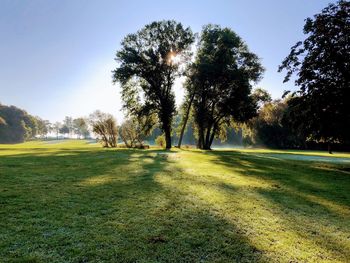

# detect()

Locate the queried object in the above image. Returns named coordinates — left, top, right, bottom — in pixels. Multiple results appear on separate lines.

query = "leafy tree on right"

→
left=186, top=25, right=264, bottom=149
left=278, top=0, right=350, bottom=153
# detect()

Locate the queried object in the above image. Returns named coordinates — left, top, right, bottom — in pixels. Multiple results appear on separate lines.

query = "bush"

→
left=183, top=144, right=195, bottom=149
left=89, top=111, right=118, bottom=148
left=155, top=135, right=166, bottom=148
left=137, top=144, right=150, bottom=149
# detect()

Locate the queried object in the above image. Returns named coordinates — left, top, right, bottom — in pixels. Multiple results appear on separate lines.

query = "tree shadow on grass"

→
left=208, top=150, right=350, bottom=207
left=0, top=148, right=270, bottom=262
left=205, top=150, right=350, bottom=262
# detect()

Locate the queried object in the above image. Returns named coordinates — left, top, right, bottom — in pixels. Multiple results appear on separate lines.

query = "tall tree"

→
left=187, top=25, right=264, bottom=149
left=278, top=0, right=350, bottom=153
left=113, top=20, right=194, bottom=149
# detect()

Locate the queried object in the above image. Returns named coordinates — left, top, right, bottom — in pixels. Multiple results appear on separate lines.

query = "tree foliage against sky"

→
left=278, top=0, right=350, bottom=146
left=113, top=20, right=194, bottom=149
left=186, top=24, right=264, bottom=149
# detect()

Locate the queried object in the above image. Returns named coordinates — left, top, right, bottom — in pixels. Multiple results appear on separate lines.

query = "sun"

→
left=168, top=51, right=180, bottom=65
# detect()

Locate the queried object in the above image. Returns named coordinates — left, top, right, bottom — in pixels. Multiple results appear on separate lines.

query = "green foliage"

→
left=252, top=87, right=272, bottom=108
left=155, top=134, right=166, bottom=147
left=35, top=117, right=50, bottom=138
left=73, top=117, right=90, bottom=139
left=187, top=24, right=264, bottom=149
left=244, top=99, right=305, bottom=148
left=278, top=0, right=350, bottom=145
left=113, top=20, right=195, bottom=149
left=59, top=125, right=70, bottom=135
left=0, top=103, right=39, bottom=143
left=89, top=111, right=118, bottom=147
left=120, top=115, right=155, bottom=148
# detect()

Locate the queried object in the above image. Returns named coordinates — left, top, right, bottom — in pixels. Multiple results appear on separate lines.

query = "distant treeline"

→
left=1, top=101, right=349, bottom=151
left=0, top=104, right=49, bottom=143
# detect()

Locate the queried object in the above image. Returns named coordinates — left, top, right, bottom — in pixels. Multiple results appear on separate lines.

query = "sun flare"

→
left=168, top=51, right=180, bottom=64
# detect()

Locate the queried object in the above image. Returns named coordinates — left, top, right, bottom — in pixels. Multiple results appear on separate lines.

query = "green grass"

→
left=0, top=140, right=349, bottom=262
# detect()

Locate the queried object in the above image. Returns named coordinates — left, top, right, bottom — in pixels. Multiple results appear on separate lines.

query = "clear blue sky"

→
left=0, top=0, right=336, bottom=122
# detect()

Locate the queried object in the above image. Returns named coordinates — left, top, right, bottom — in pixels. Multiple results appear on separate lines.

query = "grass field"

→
left=0, top=140, right=349, bottom=262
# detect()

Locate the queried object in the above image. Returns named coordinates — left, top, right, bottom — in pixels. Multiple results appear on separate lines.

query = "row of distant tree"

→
left=0, top=104, right=92, bottom=143
left=0, top=100, right=247, bottom=147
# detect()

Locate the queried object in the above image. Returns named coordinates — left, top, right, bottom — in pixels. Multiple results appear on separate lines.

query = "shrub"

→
left=155, top=135, right=166, bottom=148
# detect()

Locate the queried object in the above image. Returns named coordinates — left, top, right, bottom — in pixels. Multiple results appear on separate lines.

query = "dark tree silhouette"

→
left=113, top=20, right=194, bottom=149
left=278, top=0, right=350, bottom=153
left=187, top=25, right=264, bottom=149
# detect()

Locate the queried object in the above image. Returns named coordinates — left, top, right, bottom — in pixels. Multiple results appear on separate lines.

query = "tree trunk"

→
left=205, top=124, right=212, bottom=148
left=197, top=126, right=204, bottom=149
left=328, top=141, right=332, bottom=154
left=198, top=127, right=211, bottom=150
left=178, top=93, right=195, bottom=148
left=208, top=127, right=216, bottom=149
left=165, top=128, right=172, bottom=149
left=202, top=132, right=213, bottom=150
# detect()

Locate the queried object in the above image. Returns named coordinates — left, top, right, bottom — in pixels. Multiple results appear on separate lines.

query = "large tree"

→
left=113, top=20, right=194, bottom=149
left=187, top=25, right=264, bottom=149
left=278, top=0, right=350, bottom=153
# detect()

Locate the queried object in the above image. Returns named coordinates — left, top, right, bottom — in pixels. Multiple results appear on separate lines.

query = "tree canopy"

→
left=278, top=0, right=350, bottom=149
left=113, top=20, right=194, bottom=149
left=186, top=24, right=264, bottom=149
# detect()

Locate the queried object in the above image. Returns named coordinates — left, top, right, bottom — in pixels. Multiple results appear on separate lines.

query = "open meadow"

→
left=0, top=140, right=349, bottom=262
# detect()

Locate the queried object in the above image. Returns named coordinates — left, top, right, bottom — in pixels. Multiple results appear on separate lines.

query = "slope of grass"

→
left=0, top=141, right=349, bottom=262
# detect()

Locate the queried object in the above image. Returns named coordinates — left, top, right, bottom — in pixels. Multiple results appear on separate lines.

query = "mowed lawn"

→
left=0, top=141, right=349, bottom=263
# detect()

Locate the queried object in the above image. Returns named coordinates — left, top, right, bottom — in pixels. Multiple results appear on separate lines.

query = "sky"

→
left=0, top=0, right=337, bottom=123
